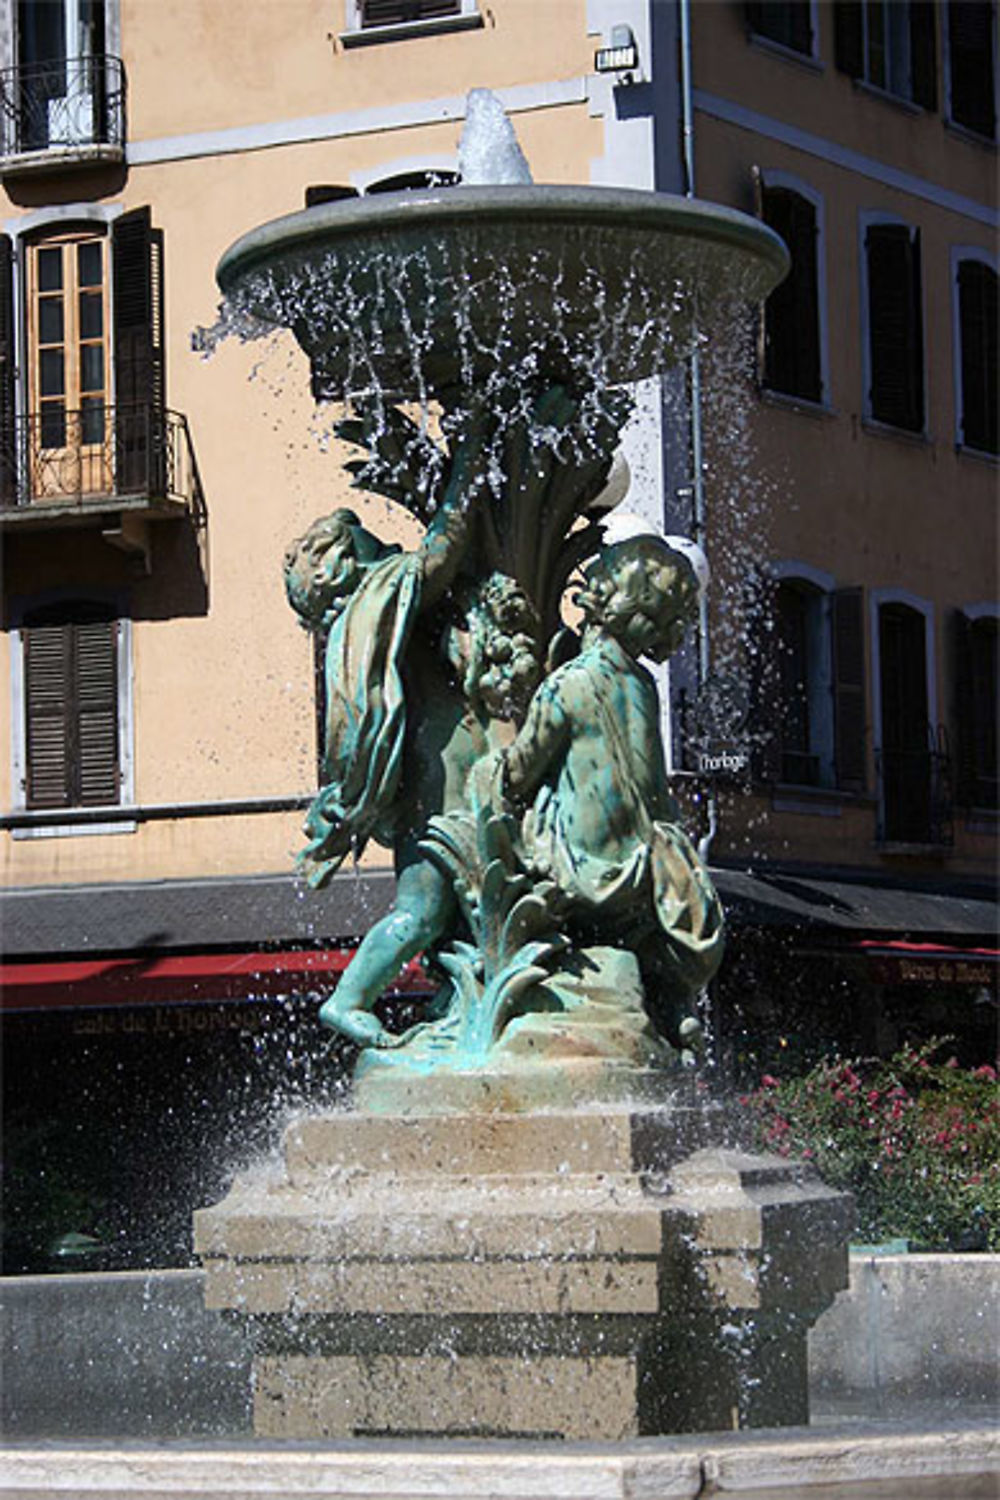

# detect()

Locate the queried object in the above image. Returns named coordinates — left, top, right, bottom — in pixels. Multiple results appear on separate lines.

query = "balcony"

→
left=0, top=405, right=206, bottom=560
left=876, top=728, right=954, bottom=849
left=0, top=56, right=125, bottom=175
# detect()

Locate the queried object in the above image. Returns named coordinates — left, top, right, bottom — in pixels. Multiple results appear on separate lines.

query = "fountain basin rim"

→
left=216, top=183, right=790, bottom=300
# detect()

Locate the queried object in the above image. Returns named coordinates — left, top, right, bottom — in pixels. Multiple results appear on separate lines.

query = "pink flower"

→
left=973, top=1065, right=997, bottom=1081
left=761, top=1074, right=779, bottom=1088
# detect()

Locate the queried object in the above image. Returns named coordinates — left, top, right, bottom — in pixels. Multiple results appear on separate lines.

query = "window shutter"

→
left=833, top=1, right=864, bottom=77
left=23, top=606, right=120, bottom=809
left=112, top=207, right=165, bottom=494
left=0, top=233, right=16, bottom=507
left=950, top=609, right=976, bottom=805
left=867, top=223, right=923, bottom=431
left=360, top=0, right=459, bottom=26
left=910, top=2, right=938, bottom=110
left=948, top=1, right=996, bottom=138
left=762, top=188, right=821, bottom=402
left=24, top=623, right=73, bottom=808
left=833, top=587, right=866, bottom=792
left=747, top=569, right=782, bottom=782
left=958, top=260, right=998, bottom=454
left=75, top=617, right=120, bottom=805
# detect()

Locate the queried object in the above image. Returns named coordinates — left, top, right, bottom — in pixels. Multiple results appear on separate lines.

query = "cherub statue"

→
left=284, top=430, right=540, bottom=1048
left=498, top=520, right=724, bottom=1052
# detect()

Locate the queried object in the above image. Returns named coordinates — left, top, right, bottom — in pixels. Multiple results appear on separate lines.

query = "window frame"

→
left=870, top=588, right=938, bottom=843
left=340, top=0, right=481, bottom=48
left=953, top=602, right=999, bottom=811
left=950, top=245, right=998, bottom=458
left=771, top=563, right=837, bottom=790
left=745, top=1, right=821, bottom=64
left=8, top=589, right=134, bottom=832
left=859, top=210, right=927, bottom=438
left=943, top=0, right=998, bottom=141
left=756, top=169, right=830, bottom=409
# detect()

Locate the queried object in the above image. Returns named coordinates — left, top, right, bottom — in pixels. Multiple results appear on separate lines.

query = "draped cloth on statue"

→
left=300, top=552, right=423, bottom=889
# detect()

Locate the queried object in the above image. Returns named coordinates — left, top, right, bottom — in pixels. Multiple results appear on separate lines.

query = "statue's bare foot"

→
left=318, top=998, right=391, bottom=1048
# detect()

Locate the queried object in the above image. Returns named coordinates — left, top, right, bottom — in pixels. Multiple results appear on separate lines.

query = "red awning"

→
left=855, top=939, right=999, bottom=988
left=0, top=949, right=432, bottom=1013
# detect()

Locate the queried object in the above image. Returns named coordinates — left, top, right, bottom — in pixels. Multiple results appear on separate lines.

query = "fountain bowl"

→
left=217, top=185, right=789, bottom=400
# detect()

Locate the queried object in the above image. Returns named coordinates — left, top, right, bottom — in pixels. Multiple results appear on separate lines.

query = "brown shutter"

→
left=112, top=207, right=165, bottom=494
left=748, top=570, right=782, bottom=782
left=833, top=587, right=866, bottom=792
left=958, top=260, right=998, bottom=454
left=360, top=0, right=459, bottom=25
left=23, top=606, right=120, bottom=809
left=762, top=188, right=821, bottom=402
left=833, top=1, right=864, bottom=77
left=24, top=622, right=72, bottom=808
left=867, top=223, right=924, bottom=431
left=948, top=1, right=996, bottom=138
left=951, top=609, right=975, bottom=805
left=910, top=2, right=938, bottom=110
left=75, top=616, right=120, bottom=805
left=0, top=233, right=17, bottom=507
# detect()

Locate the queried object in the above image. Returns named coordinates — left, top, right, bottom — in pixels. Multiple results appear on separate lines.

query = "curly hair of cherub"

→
left=284, top=510, right=398, bottom=631
left=575, top=538, right=698, bottom=636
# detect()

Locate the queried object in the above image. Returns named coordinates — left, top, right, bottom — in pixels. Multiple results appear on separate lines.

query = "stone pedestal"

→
left=194, top=1105, right=851, bottom=1440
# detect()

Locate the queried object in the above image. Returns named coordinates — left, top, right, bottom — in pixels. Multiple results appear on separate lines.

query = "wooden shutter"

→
left=748, top=569, right=782, bottom=782
left=23, top=606, right=120, bottom=809
left=0, top=233, right=16, bottom=507
left=867, top=223, right=924, bottom=432
left=762, top=188, right=821, bottom=402
left=958, top=260, right=999, bottom=455
left=112, top=207, right=165, bottom=494
left=950, top=609, right=976, bottom=805
left=948, top=1, right=996, bottom=138
left=833, top=1, right=864, bottom=76
left=360, top=0, right=459, bottom=26
left=910, top=2, right=938, bottom=110
left=833, top=587, right=866, bottom=792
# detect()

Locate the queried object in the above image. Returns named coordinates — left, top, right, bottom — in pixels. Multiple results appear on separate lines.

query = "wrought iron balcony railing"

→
left=0, top=406, right=205, bottom=524
left=876, top=725, right=954, bottom=846
left=0, top=55, right=125, bottom=160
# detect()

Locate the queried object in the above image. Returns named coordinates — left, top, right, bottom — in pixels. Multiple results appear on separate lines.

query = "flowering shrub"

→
left=741, top=1039, right=1000, bottom=1252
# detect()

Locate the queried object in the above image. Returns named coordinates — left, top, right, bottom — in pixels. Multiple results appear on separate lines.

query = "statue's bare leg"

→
left=319, top=855, right=456, bottom=1046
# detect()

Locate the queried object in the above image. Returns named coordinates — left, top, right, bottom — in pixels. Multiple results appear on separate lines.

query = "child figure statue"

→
left=499, top=521, right=724, bottom=1054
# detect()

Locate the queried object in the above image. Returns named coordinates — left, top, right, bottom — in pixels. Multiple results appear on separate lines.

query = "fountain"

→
left=194, top=92, right=852, bottom=1440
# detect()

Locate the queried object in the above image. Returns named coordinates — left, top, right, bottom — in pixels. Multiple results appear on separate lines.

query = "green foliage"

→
left=741, top=1040, right=1000, bottom=1252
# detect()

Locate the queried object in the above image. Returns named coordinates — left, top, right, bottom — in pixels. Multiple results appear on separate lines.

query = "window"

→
left=954, top=256, right=998, bottom=455
left=17, top=599, right=127, bottom=810
left=358, top=0, right=460, bottom=25
left=946, top=1, right=997, bottom=138
left=2, top=0, right=124, bottom=158
left=834, top=1, right=937, bottom=108
left=341, top=0, right=481, bottom=43
left=875, top=598, right=947, bottom=843
left=0, top=208, right=165, bottom=509
left=751, top=570, right=863, bottom=793
left=758, top=180, right=824, bottom=403
left=775, top=579, right=827, bottom=785
left=864, top=220, right=924, bottom=433
left=745, top=2, right=815, bottom=57
left=953, top=611, right=998, bottom=809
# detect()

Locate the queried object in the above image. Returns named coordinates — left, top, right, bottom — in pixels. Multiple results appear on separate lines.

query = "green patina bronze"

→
left=283, top=384, right=725, bottom=1086
left=217, top=107, right=789, bottom=1099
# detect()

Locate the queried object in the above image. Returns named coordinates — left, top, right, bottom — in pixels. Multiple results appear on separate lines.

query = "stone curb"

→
left=0, top=1424, right=996, bottom=1499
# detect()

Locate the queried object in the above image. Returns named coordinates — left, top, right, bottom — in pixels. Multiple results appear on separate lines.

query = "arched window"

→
left=954, top=611, right=998, bottom=809
left=863, top=217, right=924, bottom=433
left=759, top=181, right=824, bottom=404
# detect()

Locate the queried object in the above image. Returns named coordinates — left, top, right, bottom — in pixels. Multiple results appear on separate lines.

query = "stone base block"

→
left=254, top=1353, right=639, bottom=1440
left=195, top=1104, right=852, bottom=1440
